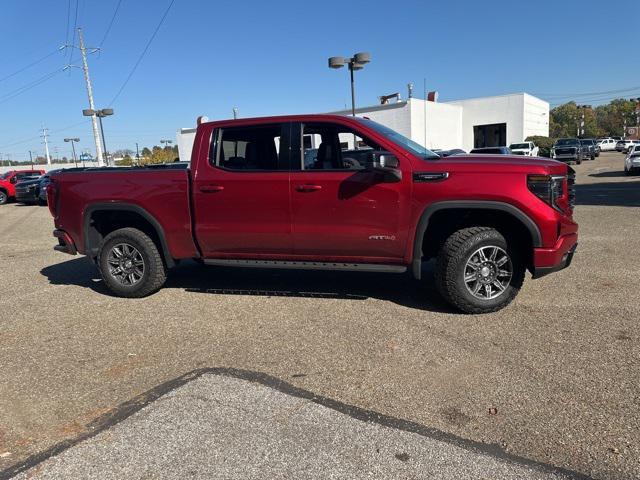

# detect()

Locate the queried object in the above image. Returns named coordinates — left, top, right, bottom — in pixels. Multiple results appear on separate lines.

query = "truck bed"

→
left=51, top=166, right=199, bottom=259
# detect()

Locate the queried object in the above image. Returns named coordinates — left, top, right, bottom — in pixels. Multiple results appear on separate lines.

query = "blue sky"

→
left=1, top=0, right=638, bottom=161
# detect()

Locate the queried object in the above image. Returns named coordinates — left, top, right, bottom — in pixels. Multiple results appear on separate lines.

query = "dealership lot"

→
left=0, top=152, right=639, bottom=479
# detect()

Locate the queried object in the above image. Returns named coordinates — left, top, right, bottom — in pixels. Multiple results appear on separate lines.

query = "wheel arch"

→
left=411, top=201, right=542, bottom=279
left=83, top=203, right=175, bottom=267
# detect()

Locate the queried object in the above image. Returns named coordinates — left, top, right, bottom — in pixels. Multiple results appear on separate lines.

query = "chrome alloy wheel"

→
left=107, top=243, right=145, bottom=286
left=463, top=245, right=512, bottom=300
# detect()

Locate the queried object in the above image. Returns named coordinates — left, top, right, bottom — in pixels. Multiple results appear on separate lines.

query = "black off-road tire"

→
left=0, top=190, right=8, bottom=205
left=435, top=227, right=525, bottom=314
left=97, top=227, right=167, bottom=298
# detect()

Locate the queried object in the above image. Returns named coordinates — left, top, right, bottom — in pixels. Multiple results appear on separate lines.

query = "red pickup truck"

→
left=48, top=115, right=577, bottom=313
left=0, top=169, right=45, bottom=204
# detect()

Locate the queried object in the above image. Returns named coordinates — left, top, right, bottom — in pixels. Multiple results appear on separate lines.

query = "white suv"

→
left=625, top=144, right=640, bottom=175
left=597, top=138, right=617, bottom=151
left=508, top=141, right=539, bottom=156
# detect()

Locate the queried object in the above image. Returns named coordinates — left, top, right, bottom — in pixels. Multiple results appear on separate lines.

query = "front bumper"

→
left=53, top=229, right=77, bottom=255
left=531, top=233, right=577, bottom=278
left=15, top=191, right=39, bottom=203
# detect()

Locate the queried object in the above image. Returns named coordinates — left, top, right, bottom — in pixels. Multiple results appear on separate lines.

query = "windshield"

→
left=510, top=143, right=529, bottom=149
left=579, top=140, right=593, bottom=145
left=357, top=118, right=439, bottom=159
left=555, top=139, right=579, bottom=146
left=0, top=172, right=12, bottom=180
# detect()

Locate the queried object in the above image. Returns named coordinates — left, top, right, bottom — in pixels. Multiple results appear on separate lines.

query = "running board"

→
left=203, top=259, right=407, bottom=273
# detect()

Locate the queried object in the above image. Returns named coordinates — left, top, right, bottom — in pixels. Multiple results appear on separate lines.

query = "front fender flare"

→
left=411, top=201, right=542, bottom=279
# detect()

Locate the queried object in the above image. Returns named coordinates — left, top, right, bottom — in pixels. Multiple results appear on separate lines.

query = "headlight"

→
left=527, top=174, right=567, bottom=212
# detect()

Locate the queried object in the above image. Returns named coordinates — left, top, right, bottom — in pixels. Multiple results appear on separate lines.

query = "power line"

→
left=0, top=68, right=65, bottom=105
left=0, top=48, right=63, bottom=84
left=99, top=0, right=123, bottom=48
left=108, top=0, right=175, bottom=106
left=537, top=85, right=640, bottom=99
left=65, top=0, right=71, bottom=46
left=67, top=0, right=79, bottom=64
left=0, top=120, right=90, bottom=150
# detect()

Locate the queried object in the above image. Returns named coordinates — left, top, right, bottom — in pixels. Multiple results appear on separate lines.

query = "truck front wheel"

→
left=435, top=227, right=524, bottom=314
left=97, top=227, right=167, bottom=298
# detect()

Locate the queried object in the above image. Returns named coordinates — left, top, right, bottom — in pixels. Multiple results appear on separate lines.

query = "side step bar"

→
left=203, top=259, right=407, bottom=273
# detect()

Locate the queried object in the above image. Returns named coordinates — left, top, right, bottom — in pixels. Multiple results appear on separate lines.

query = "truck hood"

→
left=430, top=154, right=567, bottom=174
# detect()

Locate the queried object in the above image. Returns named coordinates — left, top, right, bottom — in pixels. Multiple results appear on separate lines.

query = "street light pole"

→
left=83, top=108, right=113, bottom=166
left=328, top=52, right=371, bottom=117
left=64, top=138, right=80, bottom=168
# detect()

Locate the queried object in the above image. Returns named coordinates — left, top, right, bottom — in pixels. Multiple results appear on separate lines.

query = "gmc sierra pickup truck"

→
left=48, top=115, right=578, bottom=313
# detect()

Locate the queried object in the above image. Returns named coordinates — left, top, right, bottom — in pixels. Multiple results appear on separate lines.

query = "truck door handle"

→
left=199, top=184, right=224, bottom=193
left=295, top=184, right=322, bottom=192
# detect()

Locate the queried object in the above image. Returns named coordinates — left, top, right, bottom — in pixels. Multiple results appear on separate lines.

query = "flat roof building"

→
left=331, top=92, right=549, bottom=152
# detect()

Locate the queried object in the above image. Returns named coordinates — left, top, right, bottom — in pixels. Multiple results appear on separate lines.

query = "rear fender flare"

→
left=83, top=203, right=174, bottom=267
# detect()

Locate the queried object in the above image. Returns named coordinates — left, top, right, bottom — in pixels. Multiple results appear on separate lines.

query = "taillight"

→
left=527, top=173, right=571, bottom=214
left=47, top=180, right=58, bottom=217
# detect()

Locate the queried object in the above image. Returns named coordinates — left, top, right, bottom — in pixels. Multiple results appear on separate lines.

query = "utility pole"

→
left=135, top=142, right=140, bottom=165
left=77, top=28, right=105, bottom=166
left=41, top=126, right=51, bottom=165
left=29, top=150, right=34, bottom=169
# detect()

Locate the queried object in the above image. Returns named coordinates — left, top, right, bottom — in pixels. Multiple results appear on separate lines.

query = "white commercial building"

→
left=176, top=92, right=549, bottom=160
left=331, top=92, right=549, bottom=152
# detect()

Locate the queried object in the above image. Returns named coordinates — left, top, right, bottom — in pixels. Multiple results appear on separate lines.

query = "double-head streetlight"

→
left=64, top=138, right=80, bottom=167
left=83, top=108, right=113, bottom=165
left=328, top=52, right=371, bottom=117
left=160, top=139, right=173, bottom=149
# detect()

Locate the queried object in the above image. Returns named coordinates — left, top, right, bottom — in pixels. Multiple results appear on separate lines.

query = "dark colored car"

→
left=616, top=140, right=627, bottom=152
left=48, top=114, right=577, bottom=314
left=14, top=176, right=44, bottom=204
left=469, top=146, right=512, bottom=155
left=37, top=169, right=64, bottom=204
left=586, top=139, right=601, bottom=157
left=435, top=148, right=466, bottom=157
left=579, top=139, right=596, bottom=160
left=551, top=139, right=584, bottom=164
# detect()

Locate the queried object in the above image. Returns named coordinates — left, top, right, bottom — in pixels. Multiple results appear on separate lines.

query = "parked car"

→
left=509, top=142, right=539, bottom=156
left=550, top=139, right=584, bottom=164
left=47, top=114, right=578, bottom=314
left=434, top=148, right=466, bottom=157
left=0, top=169, right=46, bottom=205
left=624, top=140, right=640, bottom=153
left=37, top=170, right=64, bottom=205
left=584, top=138, right=600, bottom=157
left=469, top=146, right=512, bottom=154
left=597, top=138, right=616, bottom=151
left=616, top=139, right=631, bottom=152
left=579, top=139, right=596, bottom=160
left=625, top=146, right=640, bottom=175
left=14, top=176, right=44, bottom=204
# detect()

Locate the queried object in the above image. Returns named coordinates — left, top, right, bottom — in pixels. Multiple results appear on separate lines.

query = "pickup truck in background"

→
left=47, top=114, right=578, bottom=314
left=551, top=138, right=585, bottom=164
left=509, top=142, right=539, bottom=156
left=0, top=169, right=45, bottom=204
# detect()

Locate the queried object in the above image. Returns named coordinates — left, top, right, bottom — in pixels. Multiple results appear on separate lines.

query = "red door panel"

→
left=290, top=170, right=411, bottom=261
left=193, top=168, right=291, bottom=257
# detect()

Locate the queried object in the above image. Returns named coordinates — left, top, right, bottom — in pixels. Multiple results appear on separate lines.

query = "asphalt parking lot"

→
left=0, top=151, right=639, bottom=479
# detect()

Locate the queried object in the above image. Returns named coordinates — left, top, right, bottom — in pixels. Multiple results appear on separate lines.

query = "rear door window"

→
left=211, top=123, right=290, bottom=171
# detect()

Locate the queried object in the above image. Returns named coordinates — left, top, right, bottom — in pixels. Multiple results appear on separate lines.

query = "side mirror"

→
left=365, top=151, right=401, bottom=182
left=10, top=177, right=17, bottom=184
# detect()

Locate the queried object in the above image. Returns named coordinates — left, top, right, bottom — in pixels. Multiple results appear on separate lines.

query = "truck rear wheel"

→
left=97, top=227, right=167, bottom=298
left=0, top=190, right=7, bottom=205
left=435, top=227, right=524, bottom=314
